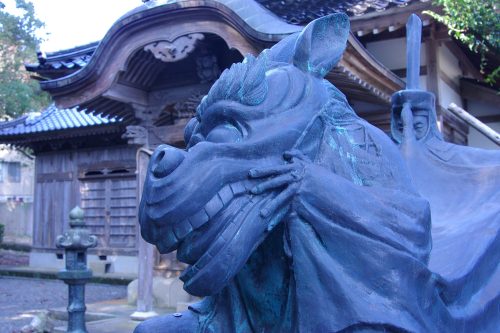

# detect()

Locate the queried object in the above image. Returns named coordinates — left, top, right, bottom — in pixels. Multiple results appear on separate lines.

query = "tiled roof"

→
left=255, top=0, right=427, bottom=25
left=25, top=42, right=98, bottom=75
left=0, top=105, right=120, bottom=137
left=27, top=0, right=426, bottom=74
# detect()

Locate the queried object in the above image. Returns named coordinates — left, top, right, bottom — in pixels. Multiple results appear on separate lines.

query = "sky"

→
left=4, top=0, right=140, bottom=52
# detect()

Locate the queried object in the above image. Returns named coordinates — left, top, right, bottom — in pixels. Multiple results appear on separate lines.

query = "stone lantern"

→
left=56, top=206, right=98, bottom=333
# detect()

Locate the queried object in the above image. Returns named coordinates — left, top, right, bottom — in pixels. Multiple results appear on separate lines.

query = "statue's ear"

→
left=293, top=13, right=350, bottom=77
left=265, top=33, right=299, bottom=63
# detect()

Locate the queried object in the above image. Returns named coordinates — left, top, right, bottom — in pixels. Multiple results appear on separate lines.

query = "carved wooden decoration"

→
left=173, top=94, right=205, bottom=119
left=123, top=125, right=148, bottom=146
left=144, top=33, right=204, bottom=62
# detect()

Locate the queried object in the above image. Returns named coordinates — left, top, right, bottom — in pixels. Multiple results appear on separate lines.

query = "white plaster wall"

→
left=438, top=45, right=462, bottom=83
left=29, top=252, right=65, bottom=269
left=419, top=75, right=428, bottom=91
left=468, top=122, right=500, bottom=150
left=438, top=77, right=462, bottom=109
left=367, top=38, right=427, bottom=91
left=106, top=255, right=138, bottom=275
left=436, top=44, right=465, bottom=110
left=399, top=74, right=428, bottom=90
left=466, top=99, right=499, bottom=150
left=366, top=38, right=427, bottom=70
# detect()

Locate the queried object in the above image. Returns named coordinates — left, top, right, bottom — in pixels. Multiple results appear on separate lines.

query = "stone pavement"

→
left=51, top=299, right=175, bottom=333
left=0, top=276, right=127, bottom=333
left=0, top=275, right=181, bottom=333
left=0, top=251, right=182, bottom=333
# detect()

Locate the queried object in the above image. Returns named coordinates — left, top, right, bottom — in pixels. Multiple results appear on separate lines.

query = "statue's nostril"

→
left=152, top=147, right=185, bottom=178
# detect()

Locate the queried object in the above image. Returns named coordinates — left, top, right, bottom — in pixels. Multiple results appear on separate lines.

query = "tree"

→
left=424, top=0, right=500, bottom=86
left=0, top=0, right=50, bottom=120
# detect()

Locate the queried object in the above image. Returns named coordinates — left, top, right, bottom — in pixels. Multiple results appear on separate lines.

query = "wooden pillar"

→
left=425, top=23, right=441, bottom=127
left=131, top=147, right=157, bottom=320
left=119, top=92, right=207, bottom=317
left=128, top=124, right=158, bottom=321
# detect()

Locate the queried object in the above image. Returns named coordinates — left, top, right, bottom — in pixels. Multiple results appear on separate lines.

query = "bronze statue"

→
left=135, top=14, right=499, bottom=333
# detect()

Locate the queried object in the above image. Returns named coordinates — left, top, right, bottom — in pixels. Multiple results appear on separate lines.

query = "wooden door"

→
left=80, top=175, right=137, bottom=252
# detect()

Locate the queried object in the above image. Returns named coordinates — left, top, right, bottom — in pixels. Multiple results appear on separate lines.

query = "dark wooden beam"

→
left=444, top=41, right=483, bottom=81
left=351, top=2, right=434, bottom=36
left=151, top=119, right=190, bottom=145
left=392, top=66, right=427, bottom=78
left=357, top=111, right=391, bottom=132
left=103, top=83, right=148, bottom=106
left=477, top=115, right=500, bottom=123
left=37, top=172, right=73, bottom=182
left=461, top=79, right=500, bottom=106
left=334, top=34, right=405, bottom=105
left=438, top=70, right=460, bottom=95
left=426, top=24, right=440, bottom=107
left=430, top=28, right=452, bottom=42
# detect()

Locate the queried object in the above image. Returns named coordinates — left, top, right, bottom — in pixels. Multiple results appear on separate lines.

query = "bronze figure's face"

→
left=391, top=90, right=436, bottom=143
left=139, top=58, right=335, bottom=296
left=139, top=13, right=352, bottom=297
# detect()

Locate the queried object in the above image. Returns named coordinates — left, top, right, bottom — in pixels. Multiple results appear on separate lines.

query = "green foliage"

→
left=0, top=0, right=50, bottom=119
left=424, top=0, right=500, bottom=85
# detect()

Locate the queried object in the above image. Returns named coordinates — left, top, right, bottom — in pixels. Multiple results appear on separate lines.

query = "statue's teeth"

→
left=218, top=185, right=233, bottom=205
left=188, top=209, right=210, bottom=228
left=204, top=193, right=224, bottom=218
left=173, top=219, right=193, bottom=239
left=156, top=225, right=179, bottom=253
left=172, top=180, right=248, bottom=244
left=180, top=264, right=199, bottom=282
left=191, top=221, right=238, bottom=271
left=194, top=249, right=214, bottom=270
left=219, top=220, right=237, bottom=243
left=230, top=182, right=246, bottom=195
left=184, top=183, right=239, bottom=231
left=187, top=220, right=239, bottom=273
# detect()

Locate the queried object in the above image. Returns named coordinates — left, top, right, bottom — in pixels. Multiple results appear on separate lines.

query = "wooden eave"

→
left=334, top=34, right=404, bottom=104
left=350, top=1, right=436, bottom=37
left=40, top=0, right=404, bottom=114
left=461, top=79, right=500, bottom=108
left=39, top=0, right=301, bottom=103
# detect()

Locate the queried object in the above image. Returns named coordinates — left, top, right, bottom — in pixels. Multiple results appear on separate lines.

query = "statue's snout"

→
left=151, top=145, right=186, bottom=178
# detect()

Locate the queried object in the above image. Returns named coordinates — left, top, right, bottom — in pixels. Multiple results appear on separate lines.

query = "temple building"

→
left=0, top=0, right=497, bottom=305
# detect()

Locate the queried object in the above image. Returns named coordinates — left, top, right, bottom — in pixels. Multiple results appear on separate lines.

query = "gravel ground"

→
left=0, top=276, right=127, bottom=333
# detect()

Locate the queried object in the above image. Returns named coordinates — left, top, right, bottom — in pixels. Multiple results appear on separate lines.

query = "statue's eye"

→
left=206, top=123, right=242, bottom=143
left=414, top=122, right=424, bottom=130
left=397, top=121, right=403, bottom=131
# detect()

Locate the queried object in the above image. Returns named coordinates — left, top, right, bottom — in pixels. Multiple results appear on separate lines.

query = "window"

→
left=7, top=162, right=21, bottom=183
